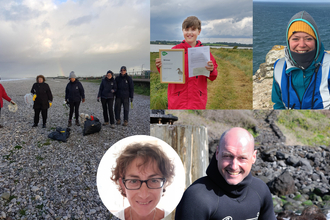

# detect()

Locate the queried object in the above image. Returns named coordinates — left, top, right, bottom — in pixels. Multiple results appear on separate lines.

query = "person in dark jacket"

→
left=175, top=127, right=276, bottom=220
left=31, top=75, right=53, bottom=128
left=97, top=70, right=117, bottom=128
left=115, top=66, right=134, bottom=126
left=65, top=71, right=85, bottom=127
left=0, top=83, right=16, bottom=128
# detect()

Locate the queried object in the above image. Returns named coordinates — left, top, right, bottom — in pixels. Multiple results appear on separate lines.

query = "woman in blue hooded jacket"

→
left=272, top=11, right=330, bottom=109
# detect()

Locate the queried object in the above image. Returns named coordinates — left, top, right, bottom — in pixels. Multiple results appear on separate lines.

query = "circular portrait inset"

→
left=97, top=135, right=185, bottom=220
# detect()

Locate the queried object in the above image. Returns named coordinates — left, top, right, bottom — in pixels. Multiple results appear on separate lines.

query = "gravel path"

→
left=0, top=78, right=150, bottom=219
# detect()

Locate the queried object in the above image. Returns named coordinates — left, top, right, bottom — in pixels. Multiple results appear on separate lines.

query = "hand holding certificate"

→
left=188, top=46, right=211, bottom=77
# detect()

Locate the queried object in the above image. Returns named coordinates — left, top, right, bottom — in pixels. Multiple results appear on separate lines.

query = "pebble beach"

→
left=0, top=78, right=150, bottom=219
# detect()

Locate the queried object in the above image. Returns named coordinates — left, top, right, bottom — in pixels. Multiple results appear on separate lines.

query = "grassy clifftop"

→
left=167, top=110, right=330, bottom=147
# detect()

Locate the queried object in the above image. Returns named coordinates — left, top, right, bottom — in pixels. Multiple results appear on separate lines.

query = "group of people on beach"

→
left=0, top=66, right=133, bottom=129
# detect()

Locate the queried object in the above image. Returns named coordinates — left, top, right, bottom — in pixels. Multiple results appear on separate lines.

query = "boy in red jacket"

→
left=0, top=83, right=16, bottom=128
left=156, top=16, right=218, bottom=109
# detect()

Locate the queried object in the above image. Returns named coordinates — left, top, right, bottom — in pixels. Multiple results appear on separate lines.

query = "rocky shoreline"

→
left=0, top=78, right=150, bottom=219
left=252, top=111, right=330, bottom=217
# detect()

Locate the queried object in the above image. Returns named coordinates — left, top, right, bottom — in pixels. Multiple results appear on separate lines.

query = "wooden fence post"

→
left=150, top=124, right=209, bottom=220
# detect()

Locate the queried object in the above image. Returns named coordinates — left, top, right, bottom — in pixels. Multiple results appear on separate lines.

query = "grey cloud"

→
left=150, top=0, right=252, bottom=41
left=67, top=14, right=98, bottom=26
left=2, top=4, right=42, bottom=21
left=41, top=21, right=50, bottom=29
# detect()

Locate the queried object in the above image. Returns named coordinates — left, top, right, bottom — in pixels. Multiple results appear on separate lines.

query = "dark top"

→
left=115, top=73, right=134, bottom=99
left=65, top=79, right=85, bottom=102
left=98, top=77, right=117, bottom=99
left=31, top=82, right=53, bottom=110
left=175, top=155, right=276, bottom=220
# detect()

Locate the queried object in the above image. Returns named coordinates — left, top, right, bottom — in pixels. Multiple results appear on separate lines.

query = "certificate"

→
left=188, top=46, right=210, bottom=77
left=159, top=49, right=185, bottom=84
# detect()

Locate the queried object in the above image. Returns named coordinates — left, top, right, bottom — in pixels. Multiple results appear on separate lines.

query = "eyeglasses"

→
left=122, top=178, right=166, bottom=190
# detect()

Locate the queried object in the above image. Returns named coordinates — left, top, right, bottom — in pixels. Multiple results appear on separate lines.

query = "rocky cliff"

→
left=253, top=45, right=285, bottom=110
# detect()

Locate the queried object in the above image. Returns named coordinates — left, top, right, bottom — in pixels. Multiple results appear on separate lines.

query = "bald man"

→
left=175, top=127, right=276, bottom=220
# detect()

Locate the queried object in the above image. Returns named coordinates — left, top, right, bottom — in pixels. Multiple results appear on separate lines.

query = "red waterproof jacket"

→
left=0, top=84, right=11, bottom=108
left=158, top=40, right=218, bottom=109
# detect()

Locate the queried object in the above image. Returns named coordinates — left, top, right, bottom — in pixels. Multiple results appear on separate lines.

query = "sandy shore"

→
left=0, top=78, right=149, bottom=219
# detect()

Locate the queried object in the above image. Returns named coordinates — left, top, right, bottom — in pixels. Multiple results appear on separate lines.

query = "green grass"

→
left=277, top=110, right=330, bottom=146
left=302, top=200, right=313, bottom=206
left=19, top=209, right=26, bottom=216
left=150, top=52, right=168, bottom=109
left=150, top=48, right=253, bottom=109
left=211, top=48, right=253, bottom=77
left=133, top=82, right=150, bottom=96
left=36, top=155, right=44, bottom=161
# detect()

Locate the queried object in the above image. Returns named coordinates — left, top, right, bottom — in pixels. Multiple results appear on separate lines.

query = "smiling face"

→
left=38, top=77, right=44, bottom=83
left=216, top=128, right=256, bottom=185
left=182, top=27, right=201, bottom=47
left=289, top=32, right=316, bottom=54
left=106, top=73, right=112, bottom=79
left=119, top=157, right=163, bottom=217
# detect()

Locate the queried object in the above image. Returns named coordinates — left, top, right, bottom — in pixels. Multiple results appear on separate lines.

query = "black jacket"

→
left=31, top=82, right=53, bottom=110
left=115, top=73, right=134, bottom=99
left=98, top=77, right=117, bottom=99
left=65, top=79, right=85, bottom=102
left=175, top=154, right=276, bottom=220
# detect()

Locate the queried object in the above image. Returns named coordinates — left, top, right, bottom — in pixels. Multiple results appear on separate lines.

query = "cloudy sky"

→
left=150, top=0, right=252, bottom=44
left=254, top=0, right=329, bottom=2
left=0, top=0, right=150, bottom=78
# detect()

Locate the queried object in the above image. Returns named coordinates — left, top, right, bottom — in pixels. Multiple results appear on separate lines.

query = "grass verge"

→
left=277, top=110, right=330, bottom=146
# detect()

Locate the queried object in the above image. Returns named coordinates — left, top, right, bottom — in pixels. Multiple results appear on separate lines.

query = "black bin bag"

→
left=48, top=127, right=70, bottom=142
left=83, top=117, right=101, bottom=136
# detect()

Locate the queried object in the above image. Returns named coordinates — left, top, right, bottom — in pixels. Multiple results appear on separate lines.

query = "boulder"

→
left=269, top=171, right=296, bottom=196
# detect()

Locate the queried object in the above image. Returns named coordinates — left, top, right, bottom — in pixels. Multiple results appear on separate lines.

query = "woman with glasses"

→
left=111, top=142, right=175, bottom=220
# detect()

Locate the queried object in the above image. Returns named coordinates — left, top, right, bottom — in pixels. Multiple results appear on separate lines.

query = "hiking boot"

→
left=75, top=120, right=80, bottom=126
left=110, top=124, right=115, bottom=129
left=42, top=124, right=46, bottom=128
left=116, top=120, right=121, bottom=125
left=32, top=124, right=38, bottom=127
left=103, top=122, right=109, bottom=126
left=68, top=120, right=72, bottom=127
left=123, top=120, right=128, bottom=126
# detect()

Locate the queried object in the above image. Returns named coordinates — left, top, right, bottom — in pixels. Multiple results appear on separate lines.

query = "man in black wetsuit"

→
left=175, top=127, right=276, bottom=220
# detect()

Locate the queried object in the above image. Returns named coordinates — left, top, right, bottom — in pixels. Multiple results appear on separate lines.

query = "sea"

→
left=253, top=1, right=330, bottom=74
left=0, top=77, right=32, bottom=82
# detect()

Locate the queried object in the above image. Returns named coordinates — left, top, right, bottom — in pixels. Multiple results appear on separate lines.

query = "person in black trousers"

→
left=65, top=71, right=85, bottom=127
left=97, top=70, right=117, bottom=128
left=31, top=75, right=53, bottom=128
left=115, top=66, right=133, bottom=126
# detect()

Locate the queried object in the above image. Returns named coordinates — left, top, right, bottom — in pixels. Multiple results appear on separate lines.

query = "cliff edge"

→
left=253, top=45, right=285, bottom=109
